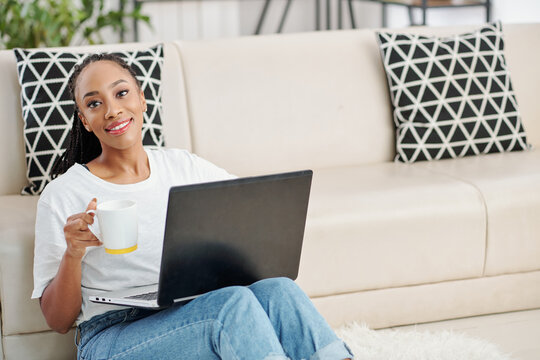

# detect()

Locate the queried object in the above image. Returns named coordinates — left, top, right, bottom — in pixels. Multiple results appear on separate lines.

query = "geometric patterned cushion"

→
left=376, top=22, right=530, bottom=163
left=13, top=44, right=165, bottom=195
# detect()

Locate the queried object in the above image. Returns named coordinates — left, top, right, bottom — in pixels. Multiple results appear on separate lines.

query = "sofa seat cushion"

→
left=2, top=329, right=76, bottom=360
left=415, top=149, right=540, bottom=276
left=296, top=163, right=486, bottom=298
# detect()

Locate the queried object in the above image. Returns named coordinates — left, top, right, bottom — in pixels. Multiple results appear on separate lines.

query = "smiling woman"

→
left=34, top=53, right=354, bottom=360
left=73, top=58, right=149, bottom=184
left=50, top=53, right=147, bottom=181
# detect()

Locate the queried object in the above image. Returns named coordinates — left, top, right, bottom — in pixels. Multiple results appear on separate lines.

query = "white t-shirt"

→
left=32, top=148, right=236, bottom=325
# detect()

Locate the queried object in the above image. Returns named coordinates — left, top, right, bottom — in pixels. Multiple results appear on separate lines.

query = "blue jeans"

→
left=76, top=277, right=353, bottom=360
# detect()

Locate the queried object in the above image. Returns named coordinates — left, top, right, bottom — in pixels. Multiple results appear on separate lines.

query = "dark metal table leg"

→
left=316, top=0, right=321, bottom=30
left=255, top=0, right=272, bottom=35
left=326, top=0, right=331, bottom=30
left=348, top=0, right=356, bottom=29
left=382, top=2, right=387, bottom=28
left=277, top=0, right=293, bottom=33
left=421, top=0, right=427, bottom=25
left=338, top=0, right=342, bottom=29
left=407, top=5, right=414, bottom=25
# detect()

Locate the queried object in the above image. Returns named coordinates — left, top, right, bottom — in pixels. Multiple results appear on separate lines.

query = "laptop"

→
left=89, top=169, right=313, bottom=309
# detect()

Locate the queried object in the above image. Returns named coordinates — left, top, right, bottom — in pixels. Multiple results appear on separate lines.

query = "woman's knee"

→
left=219, top=285, right=256, bottom=300
left=214, top=286, right=261, bottom=312
left=266, top=277, right=297, bottom=290
left=252, top=277, right=298, bottom=292
left=249, top=277, right=305, bottom=302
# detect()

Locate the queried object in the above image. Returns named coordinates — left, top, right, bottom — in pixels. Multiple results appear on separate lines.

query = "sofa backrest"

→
left=176, top=30, right=396, bottom=176
left=1, top=23, right=539, bottom=192
left=0, top=42, right=191, bottom=196
left=494, top=23, right=540, bottom=148
left=177, top=23, right=540, bottom=176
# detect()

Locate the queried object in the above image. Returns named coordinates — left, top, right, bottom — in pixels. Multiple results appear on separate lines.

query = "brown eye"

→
left=88, top=100, right=100, bottom=108
left=118, top=90, right=128, bottom=97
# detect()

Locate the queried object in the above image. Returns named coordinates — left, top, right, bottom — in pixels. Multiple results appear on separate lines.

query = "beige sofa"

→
left=1, top=23, right=540, bottom=359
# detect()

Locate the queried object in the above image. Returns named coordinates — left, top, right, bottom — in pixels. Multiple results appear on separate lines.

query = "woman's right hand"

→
left=63, top=198, right=102, bottom=259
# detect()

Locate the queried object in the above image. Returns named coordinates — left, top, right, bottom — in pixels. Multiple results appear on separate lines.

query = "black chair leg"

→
left=277, top=0, right=293, bottom=33
left=382, top=2, right=387, bottom=27
left=254, top=0, right=272, bottom=35
left=326, top=0, right=331, bottom=30
left=421, top=0, right=427, bottom=25
left=348, top=0, right=356, bottom=29
left=408, top=6, right=419, bottom=26
left=338, top=0, right=343, bottom=29
left=315, top=0, right=321, bottom=30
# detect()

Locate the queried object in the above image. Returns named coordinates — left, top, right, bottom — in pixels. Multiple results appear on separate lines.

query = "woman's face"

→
left=75, top=60, right=146, bottom=152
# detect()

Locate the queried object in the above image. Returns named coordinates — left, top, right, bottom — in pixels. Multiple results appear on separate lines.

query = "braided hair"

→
left=50, top=53, right=141, bottom=178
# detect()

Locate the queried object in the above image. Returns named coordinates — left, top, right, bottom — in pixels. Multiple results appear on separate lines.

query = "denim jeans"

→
left=76, top=277, right=353, bottom=360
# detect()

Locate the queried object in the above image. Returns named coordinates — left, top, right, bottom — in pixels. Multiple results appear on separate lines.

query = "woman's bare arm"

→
left=39, top=199, right=101, bottom=334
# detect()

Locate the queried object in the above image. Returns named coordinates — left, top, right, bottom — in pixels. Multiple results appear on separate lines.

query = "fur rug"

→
left=335, top=322, right=513, bottom=360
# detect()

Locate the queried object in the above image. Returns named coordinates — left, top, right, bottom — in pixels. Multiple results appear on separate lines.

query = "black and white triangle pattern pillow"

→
left=14, top=44, right=165, bottom=195
left=376, top=22, right=530, bottom=163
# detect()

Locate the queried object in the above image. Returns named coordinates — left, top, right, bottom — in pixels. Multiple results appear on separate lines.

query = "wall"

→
left=132, top=0, right=540, bottom=43
left=136, top=0, right=241, bottom=41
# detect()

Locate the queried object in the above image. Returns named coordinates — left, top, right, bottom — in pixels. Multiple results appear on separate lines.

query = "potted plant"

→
left=0, top=0, right=151, bottom=49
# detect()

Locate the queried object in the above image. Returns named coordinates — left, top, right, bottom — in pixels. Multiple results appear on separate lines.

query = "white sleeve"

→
left=32, top=200, right=67, bottom=299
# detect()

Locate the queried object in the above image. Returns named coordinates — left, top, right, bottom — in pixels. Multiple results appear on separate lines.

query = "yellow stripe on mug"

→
left=105, top=244, right=138, bottom=254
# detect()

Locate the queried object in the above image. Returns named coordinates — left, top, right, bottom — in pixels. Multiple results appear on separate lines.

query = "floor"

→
left=389, top=308, right=540, bottom=360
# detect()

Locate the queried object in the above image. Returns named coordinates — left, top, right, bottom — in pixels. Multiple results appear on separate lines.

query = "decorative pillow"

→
left=14, top=44, right=165, bottom=195
left=376, top=22, right=530, bottom=163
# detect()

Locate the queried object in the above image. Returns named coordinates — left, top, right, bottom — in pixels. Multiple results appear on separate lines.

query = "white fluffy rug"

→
left=335, top=322, right=513, bottom=360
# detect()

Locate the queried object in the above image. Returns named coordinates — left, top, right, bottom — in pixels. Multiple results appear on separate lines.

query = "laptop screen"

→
left=157, top=170, right=313, bottom=306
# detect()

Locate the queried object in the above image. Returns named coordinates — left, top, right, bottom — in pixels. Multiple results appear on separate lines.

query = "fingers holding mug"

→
left=85, top=198, right=97, bottom=218
left=64, top=198, right=102, bottom=259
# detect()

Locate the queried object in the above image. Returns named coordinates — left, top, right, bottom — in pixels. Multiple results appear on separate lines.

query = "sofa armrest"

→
left=0, top=195, right=49, bottom=335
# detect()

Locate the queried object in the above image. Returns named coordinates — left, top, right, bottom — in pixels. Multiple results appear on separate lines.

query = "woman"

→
left=32, top=52, right=354, bottom=360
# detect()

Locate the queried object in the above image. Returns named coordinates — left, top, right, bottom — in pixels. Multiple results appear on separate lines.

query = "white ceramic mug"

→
left=87, top=199, right=138, bottom=254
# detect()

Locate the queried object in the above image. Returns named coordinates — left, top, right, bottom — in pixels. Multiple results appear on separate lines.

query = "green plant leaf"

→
left=0, top=0, right=152, bottom=49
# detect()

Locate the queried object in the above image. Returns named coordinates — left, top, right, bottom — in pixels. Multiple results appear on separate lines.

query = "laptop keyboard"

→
left=126, top=291, right=158, bottom=301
